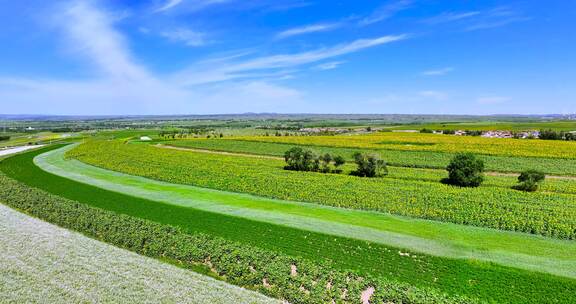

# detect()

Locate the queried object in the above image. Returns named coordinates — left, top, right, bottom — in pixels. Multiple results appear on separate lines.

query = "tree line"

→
left=284, top=147, right=546, bottom=192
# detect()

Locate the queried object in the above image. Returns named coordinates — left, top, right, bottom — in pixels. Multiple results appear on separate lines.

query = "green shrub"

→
left=512, top=170, right=546, bottom=192
left=443, top=153, right=484, bottom=187
left=351, top=152, right=388, bottom=177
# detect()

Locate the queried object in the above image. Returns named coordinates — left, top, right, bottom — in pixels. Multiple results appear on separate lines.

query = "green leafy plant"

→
left=512, top=170, right=545, bottom=192
left=443, top=153, right=484, bottom=187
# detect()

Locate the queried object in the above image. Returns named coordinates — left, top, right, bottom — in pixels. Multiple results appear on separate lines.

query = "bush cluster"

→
left=512, top=170, right=546, bottom=192
left=443, top=153, right=485, bottom=187
left=351, top=152, right=388, bottom=177
left=0, top=173, right=474, bottom=304
left=284, top=147, right=345, bottom=173
left=539, top=129, right=576, bottom=141
left=0, top=135, right=10, bottom=141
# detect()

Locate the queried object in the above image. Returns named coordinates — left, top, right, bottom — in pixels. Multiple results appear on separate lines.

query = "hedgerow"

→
left=69, top=140, right=576, bottom=239
left=0, top=174, right=474, bottom=304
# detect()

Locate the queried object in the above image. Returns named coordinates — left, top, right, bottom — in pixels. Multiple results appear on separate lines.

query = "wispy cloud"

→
left=423, top=11, right=480, bottom=25
left=175, top=34, right=408, bottom=85
left=424, top=7, right=529, bottom=31
left=477, top=96, right=511, bottom=104
left=421, top=67, right=454, bottom=76
left=359, top=0, right=413, bottom=26
left=314, top=61, right=345, bottom=71
left=154, top=0, right=232, bottom=13
left=419, top=90, right=448, bottom=101
left=276, top=23, right=341, bottom=39
left=467, top=7, right=530, bottom=31
left=160, top=28, right=208, bottom=46
left=61, top=1, right=153, bottom=82
left=155, top=0, right=184, bottom=12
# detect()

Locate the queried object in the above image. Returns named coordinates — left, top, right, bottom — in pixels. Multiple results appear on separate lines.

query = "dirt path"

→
left=156, top=144, right=576, bottom=180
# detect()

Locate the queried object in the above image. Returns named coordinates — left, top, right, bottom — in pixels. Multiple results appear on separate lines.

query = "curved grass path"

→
left=35, top=145, right=576, bottom=279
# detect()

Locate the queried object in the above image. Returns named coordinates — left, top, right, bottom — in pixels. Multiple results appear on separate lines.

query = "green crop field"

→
left=68, top=140, right=576, bottom=239
left=2, top=119, right=576, bottom=304
left=2, top=145, right=576, bottom=304
left=166, top=138, right=576, bottom=175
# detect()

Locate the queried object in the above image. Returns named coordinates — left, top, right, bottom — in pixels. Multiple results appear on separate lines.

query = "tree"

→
left=512, top=170, right=545, bottom=192
left=420, top=128, right=433, bottom=134
left=351, top=152, right=387, bottom=177
left=319, top=153, right=333, bottom=173
left=284, top=147, right=317, bottom=171
left=443, top=153, right=484, bottom=187
left=333, top=155, right=346, bottom=173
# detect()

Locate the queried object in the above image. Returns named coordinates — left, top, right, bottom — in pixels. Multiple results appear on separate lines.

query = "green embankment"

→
left=166, top=139, right=576, bottom=175
left=69, top=140, right=576, bottom=239
left=2, top=146, right=576, bottom=303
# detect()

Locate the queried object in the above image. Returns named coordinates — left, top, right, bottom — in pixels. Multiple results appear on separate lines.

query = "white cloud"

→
left=175, top=34, right=408, bottom=85
left=154, top=0, right=233, bottom=13
left=421, top=67, right=454, bottom=76
left=160, top=28, right=207, bottom=46
left=419, top=90, right=448, bottom=101
left=423, top=11, right=480, bottom=24
left=276, top=23, right=341, bottom=39
left=360, top=0, right=413, bottom=26
left=465, top=7, right=530, bottom=31
left=155, top=0, right=184, bottom=13
left=61, top=1, right=153, bottom=82
left=477, top=96, right=511, bottom=104
left=314, top=61, right=345, bottom=71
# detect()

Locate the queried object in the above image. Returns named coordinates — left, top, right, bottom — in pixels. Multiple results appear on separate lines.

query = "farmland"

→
left=1, top=118, right=575, bottom=304
left=1, top=145, right=576, bottom=304
left=166, top=138, right=576, bottom=175
left=68, top=140, right=576, bottom=239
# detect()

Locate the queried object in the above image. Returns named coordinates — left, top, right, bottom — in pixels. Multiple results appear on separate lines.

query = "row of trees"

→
left=284, top=147, right=388, bottom=177
left=285, top=148, right=546, bottom=192
left=539, top=129, right=576, bottom=141
left=443, top=153, right=546, bottom=192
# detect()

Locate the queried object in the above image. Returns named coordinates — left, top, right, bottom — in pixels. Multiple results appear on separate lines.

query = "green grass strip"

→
left=35, top=144, right=576, bottom=279
left=2, top=145, right=576, bottom=303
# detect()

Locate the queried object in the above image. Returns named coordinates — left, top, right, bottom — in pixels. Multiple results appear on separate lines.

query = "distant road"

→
left=0, top=145, right=44, bottom=156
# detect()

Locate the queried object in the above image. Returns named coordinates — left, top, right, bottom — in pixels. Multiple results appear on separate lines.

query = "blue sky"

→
left=1, top=0, right=575, bottom=115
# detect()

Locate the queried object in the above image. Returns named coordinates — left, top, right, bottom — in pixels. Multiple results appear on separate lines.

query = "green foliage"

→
left=67, top=141, right=576, bottom=239
left=0, top=135, right=10, bottom=141
left=540, top=129, right=576, bottom=141
left=284, top=147, right=344, bottom=174
left=513, top=170, right=546, bottom=192
left=3, top=147, right=576, bottom=303
left=444, top=153, right=484, bottom=187
left=420, top=128, right=434, bottom=133
left=351, top=152, right=388, bottom=177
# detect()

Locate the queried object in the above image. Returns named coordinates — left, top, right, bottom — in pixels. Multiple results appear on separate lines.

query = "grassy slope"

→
left=36, top=145, right=576, bottom=279
left=167, top=139, right=576, bottom=175
left=0, top=203, right=278, bottom=304
left=69, top=140, right=576, bottom=239
left=2, top=146, right=576, bottom=303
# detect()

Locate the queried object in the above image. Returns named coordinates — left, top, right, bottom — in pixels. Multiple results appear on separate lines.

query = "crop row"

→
left=167, top=139, right=576, bottom=175
left=234, top=132, right=576, bottom=159
left=69, top=141, right=576, bottom=239
left=3, top=146, right=576, bottom=303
